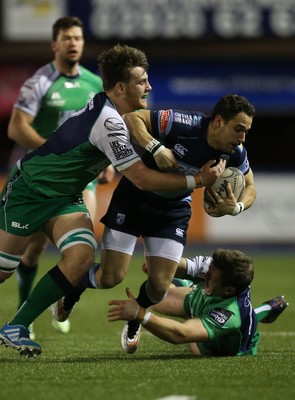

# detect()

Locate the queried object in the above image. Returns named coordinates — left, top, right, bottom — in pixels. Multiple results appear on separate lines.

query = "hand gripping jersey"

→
left=18, top=92, right=140, bottom=197
left=14, top=62, right=103, bottom=140
left=181, top=256, right=259, bottom=357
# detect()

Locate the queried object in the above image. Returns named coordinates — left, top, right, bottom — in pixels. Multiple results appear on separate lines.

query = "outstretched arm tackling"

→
left=108, top=288, right=209, bottom=345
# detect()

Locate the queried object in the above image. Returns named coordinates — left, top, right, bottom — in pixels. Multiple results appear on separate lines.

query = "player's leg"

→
left=1, top=211, right=95, bottom=357
left=52, top=227, right=136, bottom=323
left=0, top=230, right=40, bottom=355
left=122, top=237, right=183, bottom=354
left=16, top=232, right=48, bottom=309
left=82, top=183, right=97, bottom=224
left=51, top=183, right=97, bottom=334
left=15, top=232, right=49, bottom=339
left=255, top=295, right=289, bottom=323
left=0, top=231, right=31, bottom=283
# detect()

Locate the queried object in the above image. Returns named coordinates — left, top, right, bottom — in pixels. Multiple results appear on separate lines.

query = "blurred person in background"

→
left=7, top=15, right=115, bottom=337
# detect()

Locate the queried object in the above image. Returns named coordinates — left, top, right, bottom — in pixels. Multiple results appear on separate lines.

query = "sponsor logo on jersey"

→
left=110, top=141, right=133, bottom=160
left=175, top=228, right=184, bottom=238
left=173, top=143, right=188, bottom=157
left=105, top=117, right=127, bottom=137
left=193, top=115, right=203, bottom=126
left=47, top=92, right=65, bottom=107
left=209, top=308, right=233, bottom=326
left=52, top=92, right=61, bottom=100
left=11, top=221, right=29, bottom=230
left=175, top=162, right=199, bottom=176
left=116, top=213, right=125, bottom=225
left=174, top=112, right=193, bottom=125
left=159, top=110, right=171, bottom=134
left=64, top=82, right=81, bottom=89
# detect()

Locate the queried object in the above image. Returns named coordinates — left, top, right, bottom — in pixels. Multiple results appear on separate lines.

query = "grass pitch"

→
left=0, top=249, right=294, bottom=400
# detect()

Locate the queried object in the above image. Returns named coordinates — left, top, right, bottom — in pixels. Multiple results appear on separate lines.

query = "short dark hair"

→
left=52, top=16, right=83, bottom=41
left=98, top=44, right=149, bottom=91
left=210, top=94, right=255, bottom=122
left=212, top=248, right=254, bottom=295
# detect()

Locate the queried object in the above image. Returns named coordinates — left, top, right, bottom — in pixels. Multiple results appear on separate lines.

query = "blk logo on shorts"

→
left=11, top=221, right=29, bottom=230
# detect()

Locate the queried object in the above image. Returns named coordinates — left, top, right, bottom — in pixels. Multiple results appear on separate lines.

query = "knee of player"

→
left=0, top=251, right=21, bottom=282
left=100, top=271, right=125, bottom=288
left=61, top=245, right=95, bottom=271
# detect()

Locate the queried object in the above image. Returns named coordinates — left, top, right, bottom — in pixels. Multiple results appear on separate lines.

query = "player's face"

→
left=216, top=112, right=252, bottom=153
left=204, top=263, right=228, bottom=296
left=52, top=27, right=84, bottom=67
left=121, top=67, right=152, bottom=112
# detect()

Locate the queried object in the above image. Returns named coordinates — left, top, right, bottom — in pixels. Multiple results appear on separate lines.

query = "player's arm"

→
left=137, top=311, right=209, bottom=345
left=240, top=168, right=256, bottom=210
left=108, top=289, right=209, bottom=344
left=123, top=110, right=177, bottom=170
left=8, top=108, right=46, bottom=150
left=121, top=159, right=204, bottom=192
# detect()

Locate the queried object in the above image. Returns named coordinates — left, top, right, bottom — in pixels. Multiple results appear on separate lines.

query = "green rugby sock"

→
left=10, top=266, right=72, bottom=328
left=254, top=303, right=272, bottom=322
left=16, top=261, right=38, bottom=310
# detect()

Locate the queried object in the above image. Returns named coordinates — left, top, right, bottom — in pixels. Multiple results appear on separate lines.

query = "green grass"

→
left=1, top=250, right=294, bottom=400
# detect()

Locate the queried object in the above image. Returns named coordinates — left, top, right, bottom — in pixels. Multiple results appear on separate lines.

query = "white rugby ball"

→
left=203, top=167, right=245, bottom=217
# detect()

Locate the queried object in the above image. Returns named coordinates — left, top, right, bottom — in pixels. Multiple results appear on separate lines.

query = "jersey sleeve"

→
left=89, top=100, right=141, bottom=171
left=14, top=65, right=57, bottom=117
left=228, top=144, right=250, bottom=175
left=185, top=256, right=212, bottom=279
left=150, top=109, right=174, bottom=140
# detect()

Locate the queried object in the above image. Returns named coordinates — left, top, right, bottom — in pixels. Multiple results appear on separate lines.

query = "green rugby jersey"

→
left=14, top=62, right=103, bottom=140
left=18, top=92, right=140, bottom=197
left=180, top=256, right=259, bottom=357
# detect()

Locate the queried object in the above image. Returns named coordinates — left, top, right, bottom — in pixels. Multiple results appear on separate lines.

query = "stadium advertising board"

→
left=2, top=0, right=295, bottom=40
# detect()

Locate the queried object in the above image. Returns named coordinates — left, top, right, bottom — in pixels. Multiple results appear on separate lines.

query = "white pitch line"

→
left=155, top=397, right=197, bottom=400
left=260, top=331, right=295, bottom=337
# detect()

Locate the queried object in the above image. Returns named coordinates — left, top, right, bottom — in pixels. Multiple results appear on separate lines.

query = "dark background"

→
left=1, top=1, right=295, bottom=173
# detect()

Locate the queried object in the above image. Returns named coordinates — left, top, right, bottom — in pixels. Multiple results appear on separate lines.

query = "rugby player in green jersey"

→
left=108, top=249, right=288, bottom=357
left=0, top=44, right=224, bottom=357
left=6, top=16, right=114, bottom=336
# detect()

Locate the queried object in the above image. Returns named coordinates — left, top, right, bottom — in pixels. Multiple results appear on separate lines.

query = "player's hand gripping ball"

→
left=203, top=167, right=245, bottom=217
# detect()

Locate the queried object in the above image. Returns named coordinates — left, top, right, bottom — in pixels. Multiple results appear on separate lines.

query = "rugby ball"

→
left=203, top=167, right=245, bottom=217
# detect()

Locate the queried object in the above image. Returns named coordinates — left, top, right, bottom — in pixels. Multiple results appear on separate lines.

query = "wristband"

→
left=186, top=175, right=197, bottom=191
left=145, top=139, right=162, bottom=155
left=232, top=202, right=244, bottom=216
left=153, top=145, right=165, bottom=156
left=141, top=310, right=152, bottom=326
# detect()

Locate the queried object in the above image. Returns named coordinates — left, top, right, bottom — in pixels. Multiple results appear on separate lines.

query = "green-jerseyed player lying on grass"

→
left=108, top=248, right=289, bottom=357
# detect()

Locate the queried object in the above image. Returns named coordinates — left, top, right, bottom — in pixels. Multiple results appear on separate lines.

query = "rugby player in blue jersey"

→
left=57, top=94, right=257, bottom=354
